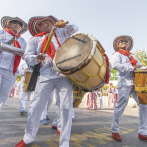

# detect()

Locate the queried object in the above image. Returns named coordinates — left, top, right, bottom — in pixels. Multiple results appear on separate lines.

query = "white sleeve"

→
left=111, top=52, right=134, bottom=72
left=57, top=22, right=79, bottom=38
left=24, top=38, right=39, bottom=66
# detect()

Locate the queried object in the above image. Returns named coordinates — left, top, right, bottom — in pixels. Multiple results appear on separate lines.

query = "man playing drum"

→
left=0, top=16, right=28, bottom=112
left=111, top=35, right=147, bottom=141
left=16, top=16, right=78, bottom=147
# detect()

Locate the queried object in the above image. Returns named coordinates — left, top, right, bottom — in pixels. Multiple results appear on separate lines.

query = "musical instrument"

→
left=27, top=21, right=69, bottom=92
left=24, top=70, right=33, bottom=92
left=0, top=42, right=24, bottom=56
left=54, top=33, right=110, bottom=92
left=134, top=69, right=147, bottom=104
left=73, top=83, right=85, bottom=108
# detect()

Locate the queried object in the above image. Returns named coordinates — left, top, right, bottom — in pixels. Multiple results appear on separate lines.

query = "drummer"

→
left=16, top=16, right=79, bottom=147
left=0, top=16, right=28, bottom=113
left=111, top=35, right=147, bottom=141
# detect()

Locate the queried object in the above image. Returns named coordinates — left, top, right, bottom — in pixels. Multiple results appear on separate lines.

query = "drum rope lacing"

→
left=67, top=43, right=110, bottom=91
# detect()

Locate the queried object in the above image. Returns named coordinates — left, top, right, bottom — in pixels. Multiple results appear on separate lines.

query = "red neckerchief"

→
left=117, top=50, right=138, bottom=66
left=34, top=32, right=61, bottom=59
left=4, top=28, right=21, bottom=75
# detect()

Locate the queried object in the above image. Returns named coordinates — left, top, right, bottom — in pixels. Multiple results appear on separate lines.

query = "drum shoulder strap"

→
left=6, top=36, right=20, bottom=45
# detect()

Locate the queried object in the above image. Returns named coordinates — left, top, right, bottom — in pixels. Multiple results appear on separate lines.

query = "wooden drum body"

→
left=134, top=69, right=147, bottom=104
left=54, top=33, right=108, bottom=92
left=24, top=70, right=32, bottom=92
left=73, top=83, right=85, bottom=108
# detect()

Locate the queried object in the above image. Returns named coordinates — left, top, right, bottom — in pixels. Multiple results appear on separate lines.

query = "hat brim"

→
left=1, top=16, right=28, bottom=34
left=28, top=16, right=58, bottom=36
left=113, top=35, right=133, bottom=51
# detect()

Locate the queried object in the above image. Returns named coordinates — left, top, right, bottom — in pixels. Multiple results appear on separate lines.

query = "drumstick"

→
left=57, top=21, right=69, bottom=26
left=43, top=26, right=56, bottom=54
left=43, top=21, right=68, bottom=54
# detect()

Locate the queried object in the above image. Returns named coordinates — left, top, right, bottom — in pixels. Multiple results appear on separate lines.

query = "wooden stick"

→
left=43, top=21, right=69, bottom=54
left=43, top=26, right=56, bottom=54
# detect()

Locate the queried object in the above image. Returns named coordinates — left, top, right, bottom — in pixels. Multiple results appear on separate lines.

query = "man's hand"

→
left=134, top=65, right=143, bottom=70
left=37, top=53, right=45, bottom=62
left=55, top=20, right=66, bottom=28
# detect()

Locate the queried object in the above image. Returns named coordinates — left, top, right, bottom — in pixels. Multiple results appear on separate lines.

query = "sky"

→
left=0, top=0, right=147, bottom=62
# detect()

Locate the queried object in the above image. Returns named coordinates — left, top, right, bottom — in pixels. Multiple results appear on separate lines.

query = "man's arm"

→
left=111, top=52, right=134, bottom=72
left=56, top=22, right=79, bottom=39
left=24, top=38, right=40, bottom=66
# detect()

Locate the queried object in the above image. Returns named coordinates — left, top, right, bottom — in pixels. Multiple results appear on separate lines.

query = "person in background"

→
left=107, top=82, right=117, bottom=107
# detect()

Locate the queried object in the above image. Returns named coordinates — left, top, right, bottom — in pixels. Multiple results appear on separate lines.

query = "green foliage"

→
left=110, top=69, right=117, bottom=80
left=134, top=50, right=147, bottom=66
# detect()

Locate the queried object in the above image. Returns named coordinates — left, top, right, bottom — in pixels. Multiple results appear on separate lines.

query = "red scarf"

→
left=34, top=32, right=61, bottom=59
left=103, top=53, right=110, bottom=84
left=4, top=28, right=21, bottom=75
left=117, top=50, right=138, bottom=66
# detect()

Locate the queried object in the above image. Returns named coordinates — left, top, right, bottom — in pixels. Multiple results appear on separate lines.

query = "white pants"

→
left=99, top=95, right=103, bottom=108
left=0, top=68, right=16, bottom=112
left=23, top=77, right=73, bottom=147
left=40, top=92, right=54, bottom=120
left=19, top=82, right=31, bottom=111
left=111, top=85, right=147, bottom=135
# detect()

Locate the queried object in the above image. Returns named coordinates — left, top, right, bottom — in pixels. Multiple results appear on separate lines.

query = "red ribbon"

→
left=103, top=53, right=110, bottom=84
left=34, top=32, right=61, bottom=59
left=4, top=28, right=21, bottom=75
left=117, top=50, right=138, bottom=66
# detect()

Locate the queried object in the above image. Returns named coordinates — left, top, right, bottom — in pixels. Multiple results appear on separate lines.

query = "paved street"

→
left=0, top=98, right=147, bottom=147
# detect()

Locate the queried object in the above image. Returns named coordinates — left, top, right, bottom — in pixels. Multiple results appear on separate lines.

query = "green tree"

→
left=110, top=68, right=117, bottom=80
left=134, top=50, right=147, bottom=66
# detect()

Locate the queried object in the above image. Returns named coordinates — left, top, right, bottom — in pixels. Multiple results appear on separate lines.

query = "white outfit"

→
left=111, top=51, right=147, bottom=135
left=98, top=88, right=103, bottom=108
left=23, top=23, right=79, bottom=147
left=40, top=91, right=54, bottom=120
left=0, top=29, right=26, bottom=112
left=18, top=62, right=31, bottom=111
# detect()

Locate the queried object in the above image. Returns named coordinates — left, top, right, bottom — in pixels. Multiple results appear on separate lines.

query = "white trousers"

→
left=0, top=68, right=16, bottom=112
left=40, top=91, right=54, bottom=120
left=99, top=95, right=103, bottom=108
left=23, top=77, right=73, bottom=147
left=19, top=82, right=31, bottom=111
left=111, top=85, right=147, bottom=135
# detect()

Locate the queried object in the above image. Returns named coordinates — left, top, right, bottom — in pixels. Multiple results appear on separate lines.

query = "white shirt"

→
left=24, top=22, right=79, bottom=81
left=111, top=51, right=145, bottom=87
left=18, top=62, right=28, bottom=82
left=0, top=29, right=27, bottom=72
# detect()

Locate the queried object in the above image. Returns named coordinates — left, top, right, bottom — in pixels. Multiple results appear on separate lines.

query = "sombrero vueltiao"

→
left=1, top=16, right=28, bottom=34
left=113, top=35, right=133, bottom=51
left=28, top=16, right=58, bottom=36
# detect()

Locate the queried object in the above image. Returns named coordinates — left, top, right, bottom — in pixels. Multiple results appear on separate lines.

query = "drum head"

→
left=55, top=34, right=93, bottom=70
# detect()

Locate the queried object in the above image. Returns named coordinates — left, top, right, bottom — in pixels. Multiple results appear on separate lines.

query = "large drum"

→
left=54, top=33, right=109, bottom=92
left=134, top=69, right=147, bottom=104
left=24, top=70, right=32, bottom=92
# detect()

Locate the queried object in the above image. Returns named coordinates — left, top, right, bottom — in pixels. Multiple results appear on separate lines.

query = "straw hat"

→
left=28, top=16, right=58, bottom=36
left=113, top=35, right=133, bottom=51
left=1, top=16, right=28, bottom=34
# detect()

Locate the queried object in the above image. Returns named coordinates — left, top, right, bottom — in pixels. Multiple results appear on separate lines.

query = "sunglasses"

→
left=119, top=40, right=128, bottom=43
left=9, top=20, right=23, bottom=28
